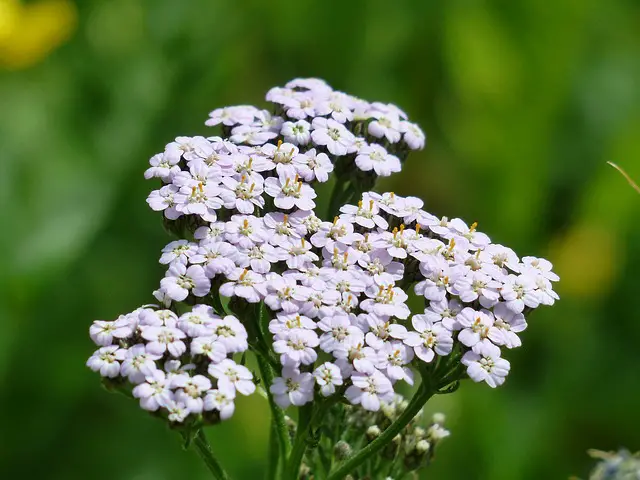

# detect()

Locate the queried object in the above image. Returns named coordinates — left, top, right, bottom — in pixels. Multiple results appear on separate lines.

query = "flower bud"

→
left=432, top=412, right=446, bottom=425
left=334, top=441, right=352, bottom=460
left=366, top=425, right=382, bottom=441
left=416, top=439, right=431, bottom=454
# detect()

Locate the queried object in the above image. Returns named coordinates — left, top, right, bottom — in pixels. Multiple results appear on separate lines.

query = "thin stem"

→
left=266, top=422, right=280, bottom=480
left=286, top=402, right=314, bottom=480
left=193, top=430, right=230, bottom=480
left=326, top=380, right=434, bottom=480
left=327, top=177, right=349, bottom=219
left=257, top=354, right=292, bottom=460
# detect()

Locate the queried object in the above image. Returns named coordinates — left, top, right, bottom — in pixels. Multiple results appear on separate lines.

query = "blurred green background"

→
left=2, top=0, right=639, bottom=478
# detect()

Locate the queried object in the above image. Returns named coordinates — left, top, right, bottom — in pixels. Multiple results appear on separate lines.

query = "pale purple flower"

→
left=270, top=367, right=315, bottom=408
left=203, top=387, right=236, bottom=420
left=313, top=362, right=344, bottom=396
left=461, top=342, right=510, bottom=388
left=208, top=359, right=256, bottom=396
left=160, top=263, right=211, bottom=302
left=132, top=370, right=173, bottom=411
left=120, top=344, right=160, bottom=384
left=311, top=117, right=355, bottom=156
left=345, top=370, right=394, bottom=412
left=141, top=326, right=187, bottom=357
left=86, top=346, right=126, bottom=378
left=404, top=315, right=453, bottom=362
left=355, top=144, right=401, bottom=177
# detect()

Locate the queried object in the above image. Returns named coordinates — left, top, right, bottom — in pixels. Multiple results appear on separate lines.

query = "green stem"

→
left=326, top=379, right=435, bottom=480
left=327, top=177, right=349, bottom=219
left=286, top=402, right=314, bottom=480
left=257, top=354, right=292, bottom=460
left=266, top=422, right=280, bottom=480
left=193, top=430, right=230, bottom=480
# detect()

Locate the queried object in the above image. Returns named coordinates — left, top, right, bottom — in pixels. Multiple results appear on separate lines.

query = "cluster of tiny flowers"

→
left=88, top=78, right=559, bottom=424
left=582, top=449, right=640, bottom=480
left=87, top=305, right=255, bottom=423
left=339, top=395, right=450, bottom=473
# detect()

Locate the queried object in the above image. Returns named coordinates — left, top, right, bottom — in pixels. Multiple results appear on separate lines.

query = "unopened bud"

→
left=334, top=441, right=352, bottom=460
left=416, top=439, right=431, bottom=454
left=366, top=425, right=382, bottom=441
left=432, top=412, right=446, bottom=425
left=413, top=426, right=426, bottom=439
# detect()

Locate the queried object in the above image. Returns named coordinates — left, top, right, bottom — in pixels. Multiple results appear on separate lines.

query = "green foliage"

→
left=1, top=1, right=639, bottom=478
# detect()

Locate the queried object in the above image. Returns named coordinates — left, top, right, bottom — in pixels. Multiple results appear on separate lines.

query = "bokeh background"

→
left=2, top=0, right=639, bottom=478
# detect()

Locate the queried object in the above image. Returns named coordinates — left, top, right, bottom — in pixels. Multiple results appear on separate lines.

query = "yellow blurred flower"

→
left=0, top=0, right=77, bottom=70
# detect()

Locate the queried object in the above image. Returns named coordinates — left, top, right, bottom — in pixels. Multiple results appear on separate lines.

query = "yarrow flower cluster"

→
left=87, top=78, right=559, bottom=479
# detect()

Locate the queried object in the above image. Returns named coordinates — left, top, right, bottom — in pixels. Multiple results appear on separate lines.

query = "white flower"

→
left=377, top=341, right=415, bottom=385
left=132, top=370, right=173, bottom=411
left=264, top=274, right=301, bottom=313
left=203, top=387, right=236, bottom=420
left=220, top=175, right=265, bottom=214
left=294, top=148, right=333, bottom=183
left=270, top=367, right=315, bottom=408
left=273, top=329, right=320, bottom=367
left=313, top=362, right=343, bottom=396
left=489, top=303, right=526, bottom=348
left=367, top=111, right=402, bottom=143
left=340, top=199, right=389, bottom=229
left=345, top=370, right=394, bottom=411
left=89, top=320, right=116, bottom=346
left=206, top=105, right=257, bottom=126
left=500, top=274, right=540, bottom=313
left=316, top=92, right=354, bottom=123
left=144, top=150, right=181, bottom=181
left=120, top=344, right=160, bottom=383
left=281, top=120, right=311, bottom=145
left=147, top=185, right=181, bottom=220
left=191, top=336, right=227, bottom=363
left=450, top=271, right=501, bottom=308
left=235, top=243, right=282, bottom=274
left=519, top=256, right=559, bottom=282
left=225, top=215, right=268, bottom=249
left=165, top=399, right=189, bottom=423
left=86, top=346, right=126, bottom=378
left=261, top=141, right=300, bottom=177
left=361, top=284, right=410, bottom=320
left=317, top=315, right=364, bottom=353
left=264, top=173, right=317, bottom=211
left=160, top=263, right=211, bottom=302
left=310, top=217, right=356, bottom=249
left=190, top=241, right=237, bottom=277
left=159, top=240, right=198, bottom=265
left=404, top=315, right=453, bottom=362
left=208, top=359, right=256, bottom=395
left=210, top=315, right=249, bottom=353
left=172, top=374, right=212, bottom=414
left=355, top=144, right=401, bottom=177
left=142, top=325, right=187, bottom=357
left=461, top=342, right=510, bottom=388
left=263, top=211, right=306, bottom=245
left=282, top=238, right=319, bottom=270
left=421, top=298, right=462, bottom=331
left=269, top=313, right=317, bottom=337
left=334, top=336, right=379, bottom=375
left=400, top=121, right=426, bottom=150
left=456, top=308, right=494, bottom=348
left=174, top=182, right=224, bottom=221
left=449, top=219, right=490, bottom=250
left=311, top=117, right=355, bottom=156
left=219, top=268, right=267, bottom=303
left=229, top=124, right=277, bottom=145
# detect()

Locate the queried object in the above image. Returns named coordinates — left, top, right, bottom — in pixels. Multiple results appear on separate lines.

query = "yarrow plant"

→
left=87, top=78, right=559, bottom=480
